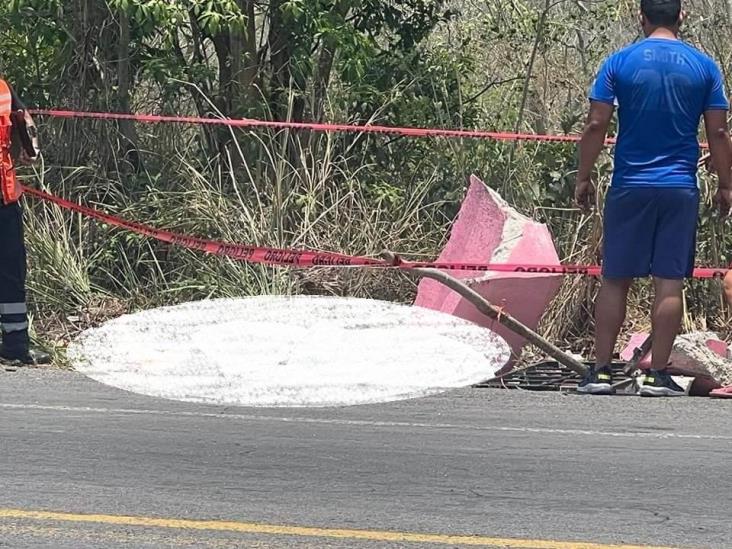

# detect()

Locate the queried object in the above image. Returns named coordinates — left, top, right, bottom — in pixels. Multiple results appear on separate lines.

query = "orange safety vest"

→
left=0, top=79, right=20, bottom=204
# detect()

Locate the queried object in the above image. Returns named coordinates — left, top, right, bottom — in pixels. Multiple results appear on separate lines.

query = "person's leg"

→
left=578, top=187, right=653, bottom=395
left=640, top=187, right=699, bottom=397
left=596, top=187, right=655, bottom=359
left=0, top=201, right=30, bottom=359
left=650, top=277, right=683, bottom=370
left=724, top=270, right=732, bottom=305
left=594, top=277, right=633, bottom=367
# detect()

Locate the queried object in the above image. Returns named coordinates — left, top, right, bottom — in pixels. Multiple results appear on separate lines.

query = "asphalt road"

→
left=1, top=368, right=731, bottom=548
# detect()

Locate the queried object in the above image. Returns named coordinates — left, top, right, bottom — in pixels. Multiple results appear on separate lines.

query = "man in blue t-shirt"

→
left=575, top=0, right=732, bottom=397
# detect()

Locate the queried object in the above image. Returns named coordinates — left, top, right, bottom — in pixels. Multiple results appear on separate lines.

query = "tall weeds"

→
left=22, top=119, right=455, bottom=349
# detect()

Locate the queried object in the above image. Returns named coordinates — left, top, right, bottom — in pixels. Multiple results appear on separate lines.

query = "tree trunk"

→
left=185, top=12, right=223, bottom=157
left=311, top=0, right=351, bottom=121
left=117, top=8, right=142, bottom=171
left=266, top=0, right=306, bottom=178
left=231, top=0, right=259, bottom=114
left=267, top=0, right=304, bottom=122
left=312, top=45, right=335, bottom=123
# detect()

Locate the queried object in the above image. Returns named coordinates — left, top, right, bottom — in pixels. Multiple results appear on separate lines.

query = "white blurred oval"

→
left=68, top=296, right=510, bottom=407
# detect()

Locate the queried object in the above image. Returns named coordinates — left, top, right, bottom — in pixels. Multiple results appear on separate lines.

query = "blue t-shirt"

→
left=590, top=38, right=729, bottom=188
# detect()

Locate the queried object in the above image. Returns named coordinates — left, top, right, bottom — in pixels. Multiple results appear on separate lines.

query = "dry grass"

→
left=21, top=124, right=453, bottom=356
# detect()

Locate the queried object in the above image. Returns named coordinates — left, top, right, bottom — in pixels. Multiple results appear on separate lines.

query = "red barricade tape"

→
left=22, top=186, right=729, bottom=279
left=30, top=109, right=613, bottom=145
left=29, top=108, right=716, bottom=149
left=22, top=186, right=384, bottom=268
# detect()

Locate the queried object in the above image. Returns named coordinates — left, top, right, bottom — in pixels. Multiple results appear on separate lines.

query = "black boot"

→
left=0, top=346, right=51, bottom=366
left=0, top=328, right=51, bottom=369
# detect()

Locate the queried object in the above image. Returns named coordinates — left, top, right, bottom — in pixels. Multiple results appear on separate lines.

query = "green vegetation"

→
left=2, top=0, right=731, bottom=359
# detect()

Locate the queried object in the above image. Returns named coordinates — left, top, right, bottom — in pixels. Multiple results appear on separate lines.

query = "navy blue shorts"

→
left=602, top=186, right=699, bottom=280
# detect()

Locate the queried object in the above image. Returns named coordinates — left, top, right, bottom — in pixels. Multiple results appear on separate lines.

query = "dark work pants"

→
left=0, top=201, right=29, bottom=355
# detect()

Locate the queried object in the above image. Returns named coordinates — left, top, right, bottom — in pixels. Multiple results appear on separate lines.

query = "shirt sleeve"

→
left=588, top=55, right=616, bottom=105
left=9, top=85, right=26, bottom=111
left=704, top=59, right=729, bottom=111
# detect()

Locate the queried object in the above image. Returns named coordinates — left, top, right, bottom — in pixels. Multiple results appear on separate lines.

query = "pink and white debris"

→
left=414, top=175, right=562, bottom=372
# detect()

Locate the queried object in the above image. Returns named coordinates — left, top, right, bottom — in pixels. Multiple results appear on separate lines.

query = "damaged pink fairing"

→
left=414, top=175, right=562, bottom=371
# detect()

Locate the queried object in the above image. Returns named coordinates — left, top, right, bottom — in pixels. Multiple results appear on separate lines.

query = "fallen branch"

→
left=622, top=333, right=653, bottom=376
left=383, top=251, right=588, bottom=376
left=609, top=334, right=653, bottom=392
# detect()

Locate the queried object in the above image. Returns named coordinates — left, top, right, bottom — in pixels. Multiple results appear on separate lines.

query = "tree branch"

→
left=382, top=252, right=588, bottom=376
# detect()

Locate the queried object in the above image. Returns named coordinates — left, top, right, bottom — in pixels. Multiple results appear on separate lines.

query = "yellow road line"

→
left=0, top=508, right=681, bottom=549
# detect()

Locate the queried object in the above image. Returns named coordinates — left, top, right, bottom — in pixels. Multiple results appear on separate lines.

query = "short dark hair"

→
left=641, top=0, right=681, bottom=26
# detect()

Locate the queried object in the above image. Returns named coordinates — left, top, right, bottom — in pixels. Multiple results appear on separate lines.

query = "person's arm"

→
left=704, top=110, right=732, bottom=215
left=7, top=83, right=39, bottom=161
left=703, top=60, right=732, bottom=216
left=575, top=101, right=614, bottom=211
left=9, top=87, right=26, bottom=111
left=575, top=55, right=616, bottom=211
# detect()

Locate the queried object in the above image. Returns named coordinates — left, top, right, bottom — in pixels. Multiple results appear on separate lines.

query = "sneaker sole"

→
left=639, top=386, right=685, bottom=397
left=577, top=383, right=613, bottom=395
left=0, top=355, right=50, bottom=368
left=0, top=358, right=20, bottom=372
